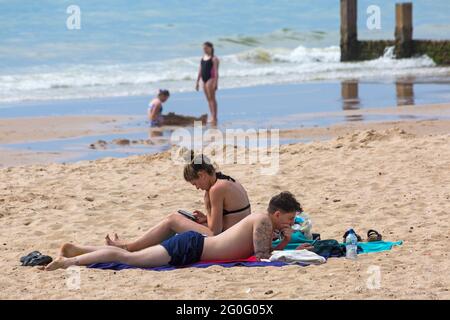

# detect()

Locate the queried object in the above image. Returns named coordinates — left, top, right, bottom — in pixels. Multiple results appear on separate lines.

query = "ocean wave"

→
left=218, top=29, right=328, bottom=48
left=0, top=45, right=449, bottom=104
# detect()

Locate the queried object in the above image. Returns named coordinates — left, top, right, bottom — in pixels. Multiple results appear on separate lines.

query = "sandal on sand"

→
left=367, top=229, right=383, bottom=242
left=343, top=230, right=362, bottom=242
left=28, top=255, right=53, bottom=267
left=20, top=251, right=41, bottom=266
left=20, top=251, right=53, bottom=267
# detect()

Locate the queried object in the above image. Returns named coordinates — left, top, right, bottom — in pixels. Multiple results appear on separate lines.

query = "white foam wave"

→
left=1, top=45, right=449, bottom=104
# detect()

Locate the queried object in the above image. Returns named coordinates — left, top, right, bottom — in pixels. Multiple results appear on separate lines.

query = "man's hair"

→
left=267, top=191, right=302, bottom=214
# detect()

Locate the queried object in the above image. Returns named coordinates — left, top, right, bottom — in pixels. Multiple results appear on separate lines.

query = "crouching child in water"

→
left=148, top=89, right=170, bottom=127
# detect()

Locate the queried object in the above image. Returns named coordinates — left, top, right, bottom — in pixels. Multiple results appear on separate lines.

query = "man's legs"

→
left=46, top=244, right=171, bottom=271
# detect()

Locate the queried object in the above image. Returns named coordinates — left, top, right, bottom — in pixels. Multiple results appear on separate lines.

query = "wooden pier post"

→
left=341, top=81, right=360, bottom=110
left=341, top=81, right=363, bottom=121
left=396, top=81, right=414, bottom=106
left=338, top=1, right=449, bottom=65
left=395, top=3, right=413, bottom=58
left=340, top=0, right=358, bottom=61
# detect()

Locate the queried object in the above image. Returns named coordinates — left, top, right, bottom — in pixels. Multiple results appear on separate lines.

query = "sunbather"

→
left=105, top=153, right=251, bottom=251
left=46, top=191, right=298, bottom=271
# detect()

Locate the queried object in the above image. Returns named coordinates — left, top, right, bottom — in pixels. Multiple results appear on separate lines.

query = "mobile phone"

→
left=177, top=209, right=197, bottom=221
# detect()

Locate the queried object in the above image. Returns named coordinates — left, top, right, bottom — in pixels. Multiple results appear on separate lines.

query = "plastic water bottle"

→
left=345, top=229, right=358, bottom=259
left=292, top=212, right=313, bottom=239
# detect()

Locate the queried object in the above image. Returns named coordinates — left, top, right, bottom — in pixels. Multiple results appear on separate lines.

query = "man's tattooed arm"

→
left=253, top=216, right=273, bottom=260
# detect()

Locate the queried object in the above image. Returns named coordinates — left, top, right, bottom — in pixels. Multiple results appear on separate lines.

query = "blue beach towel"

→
left=88, top=257, right=307, bottom=271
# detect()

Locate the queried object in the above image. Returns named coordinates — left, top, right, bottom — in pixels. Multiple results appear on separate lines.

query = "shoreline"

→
left=0, top=115, right=139, bottom=145
left=1, top=102, right=450, bottom=167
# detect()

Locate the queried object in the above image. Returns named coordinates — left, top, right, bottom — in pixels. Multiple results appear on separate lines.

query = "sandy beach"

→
left=3, top=0, right=450, bottom=304
left=1, top=120, right=449, bottom=299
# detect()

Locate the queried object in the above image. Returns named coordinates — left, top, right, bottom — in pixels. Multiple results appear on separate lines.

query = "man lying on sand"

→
left=105, top=153, right=251, bottom=251
left=45, top=191, right=298, bottom=271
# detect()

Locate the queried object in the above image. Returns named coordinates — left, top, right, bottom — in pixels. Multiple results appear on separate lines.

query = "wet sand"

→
left=1, top=103, right=450, bottom=167
left=0, top=115, right=138, bottom=144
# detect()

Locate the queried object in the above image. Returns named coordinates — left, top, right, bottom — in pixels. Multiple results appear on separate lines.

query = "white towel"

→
left=267, top=250, right=326, bottom=265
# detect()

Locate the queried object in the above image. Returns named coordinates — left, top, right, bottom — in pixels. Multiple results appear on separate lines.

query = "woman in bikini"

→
left=148, top=89, right=170, bottom=127
left=196, top=42, right=219, bottom=125
left=105, top=153, right=251, bottom=252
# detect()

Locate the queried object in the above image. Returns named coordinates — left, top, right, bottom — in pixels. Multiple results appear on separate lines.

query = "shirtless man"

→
left=45, top=192, right=299, bottom=271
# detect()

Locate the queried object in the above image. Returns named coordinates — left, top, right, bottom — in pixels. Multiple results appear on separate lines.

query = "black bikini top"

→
left=215, top=172, right=251, bottom=216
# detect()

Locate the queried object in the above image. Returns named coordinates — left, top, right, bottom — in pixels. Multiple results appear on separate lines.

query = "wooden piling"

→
left=339, top=1, right=449, bottom=65
left=341, top=81, right=363, bottom=121
left=341, top=81, right=360, bottom=110
left=396, top=81, right=414, bottom=106
left=395, top=3, right=413, bottom=58
left=340, top=0, right=358, bottom=61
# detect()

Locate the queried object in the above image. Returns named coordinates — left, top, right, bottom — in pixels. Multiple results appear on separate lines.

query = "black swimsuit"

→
left=215, top=172, right=251, bottom=216
left=201, top=58, right=214, bottom=83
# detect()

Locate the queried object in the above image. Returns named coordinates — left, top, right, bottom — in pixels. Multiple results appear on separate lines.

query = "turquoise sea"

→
left=1, top=0, right=449, bottom=104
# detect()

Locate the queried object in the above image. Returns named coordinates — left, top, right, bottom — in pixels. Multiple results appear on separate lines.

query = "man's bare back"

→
left=201, top=213, right=274, bottom=261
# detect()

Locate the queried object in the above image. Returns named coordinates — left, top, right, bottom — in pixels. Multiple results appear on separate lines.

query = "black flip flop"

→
left=20, top=251, right=42, bottom=266
left=367, top=229, right=383, bottom=242
left=27, top=255, right=53, bottom=266
left=20, top=251, right=53, bottom=266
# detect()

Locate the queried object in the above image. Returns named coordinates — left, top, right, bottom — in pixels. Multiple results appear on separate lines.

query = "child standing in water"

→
left=148, top=89, right=170, bottom=127
left=196, top=42, right=219, bottom=125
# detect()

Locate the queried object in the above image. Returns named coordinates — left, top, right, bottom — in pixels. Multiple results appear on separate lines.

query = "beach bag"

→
left=311, top=239, right=363, bottom=258
left=311, top=239, right=346, bottom=259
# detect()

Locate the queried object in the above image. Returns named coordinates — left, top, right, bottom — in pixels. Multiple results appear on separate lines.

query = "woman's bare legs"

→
left=46, top=244, right=171, bottom=271
left=203, top=80, right=217, bottom=124
left=106, top=212, right=213, bottom=252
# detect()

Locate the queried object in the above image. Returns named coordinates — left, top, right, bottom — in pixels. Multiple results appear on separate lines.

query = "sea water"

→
left=1, top=0, right=450, bottom=105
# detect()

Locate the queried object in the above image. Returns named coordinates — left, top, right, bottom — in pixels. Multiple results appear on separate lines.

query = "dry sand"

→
left=280, top=119, right=450, bottom=141
left=1, top=126, right=449, bottom=299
